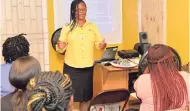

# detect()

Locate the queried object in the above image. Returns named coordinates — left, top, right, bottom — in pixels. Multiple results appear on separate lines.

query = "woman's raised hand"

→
left=57, top=41, right=67, bottom=49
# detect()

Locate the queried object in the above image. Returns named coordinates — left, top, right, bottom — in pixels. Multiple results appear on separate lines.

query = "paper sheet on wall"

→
left=53, top=0, right=122, bottom=44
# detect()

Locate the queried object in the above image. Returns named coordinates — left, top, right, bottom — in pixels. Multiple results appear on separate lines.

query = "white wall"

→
left=53, top=0, right=122, bottom=44
left=0, top=0, right=49, bottom=71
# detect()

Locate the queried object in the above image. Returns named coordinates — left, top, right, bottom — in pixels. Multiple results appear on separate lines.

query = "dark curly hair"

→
left=2, top=33, right=30, bottom=63
left=27, top=71, right=73, bottom=111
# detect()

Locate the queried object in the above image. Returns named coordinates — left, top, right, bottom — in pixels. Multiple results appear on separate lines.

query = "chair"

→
left=88, top=89, right=130, bottom=111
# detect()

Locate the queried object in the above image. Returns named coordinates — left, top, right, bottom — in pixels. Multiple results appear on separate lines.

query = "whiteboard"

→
left=53, top=0, right=122, bottom=44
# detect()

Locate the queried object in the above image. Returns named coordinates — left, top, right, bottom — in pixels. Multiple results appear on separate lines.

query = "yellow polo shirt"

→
left=56, top=21, right=103, bottom=68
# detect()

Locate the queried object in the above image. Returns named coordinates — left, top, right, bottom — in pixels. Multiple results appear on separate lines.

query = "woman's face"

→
left=75, top=2, right=86, bottom=21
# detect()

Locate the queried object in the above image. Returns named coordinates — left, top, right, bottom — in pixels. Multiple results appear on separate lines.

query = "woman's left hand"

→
left=99, top=39, right=107, bottom=50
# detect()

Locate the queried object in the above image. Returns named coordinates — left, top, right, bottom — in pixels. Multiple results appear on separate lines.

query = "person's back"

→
left=1, top=92, right=15, bottom=111
left=1, top=56, right=41, bottom=111
left=1, top=92, right=28, bottom=111
left=134, top=71, right=189, bottom=111
left=134, top=44, right=189, bottom=111
left=1, top=63, right=14, bottom=96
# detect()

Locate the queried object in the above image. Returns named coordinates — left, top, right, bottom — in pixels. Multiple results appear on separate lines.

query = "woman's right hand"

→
left=57, top=41, right=67, bottom=49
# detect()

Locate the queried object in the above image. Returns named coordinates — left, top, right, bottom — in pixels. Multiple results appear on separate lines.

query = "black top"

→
left=1, top=92, right=27, bottom=111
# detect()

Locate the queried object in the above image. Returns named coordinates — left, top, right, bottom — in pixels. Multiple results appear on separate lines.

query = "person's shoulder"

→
left=1, top=63, right=11, bottom=66
left=138, top=73, right=150, bottom=80
left=179, top=71, right=189, bottom=75
left=179, top=71, right=189, bottom=78
left=135, top=74, right=150, bottom=84
left=134, top=74, right=150, bottom=91
left=1, top=92, right=14, bottom=111
left=86, top=21, right=98, bottom=28
left=179, top=71, right=189, bottom=82
left=1, top=92, right=14, bottom=100
left=61, top=23, right=71, bottom=30
left=1, top=63, right=12, bottom=70
left=87, top=21, right=94, bottom=25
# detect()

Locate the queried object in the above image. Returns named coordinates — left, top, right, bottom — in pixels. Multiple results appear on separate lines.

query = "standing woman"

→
left=56, top=0, right=107, bottom=110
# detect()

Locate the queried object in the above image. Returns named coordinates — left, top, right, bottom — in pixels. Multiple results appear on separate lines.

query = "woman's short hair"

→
left=2, top=33, right=30, bottom=63
left=9, top=56, right=41, bottom=90
left=27, top=71, right=73, bottom=111
left=9, top=56, right=41, bottom=111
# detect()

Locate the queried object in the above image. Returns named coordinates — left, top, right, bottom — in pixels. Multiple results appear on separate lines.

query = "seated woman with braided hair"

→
left=134, top=44, right=189, bottom=111
left=1, top=56, right=41, bottom=111
left=27, top=71, right=74, bottom=111
left=1, top=33, right=30, bottom=97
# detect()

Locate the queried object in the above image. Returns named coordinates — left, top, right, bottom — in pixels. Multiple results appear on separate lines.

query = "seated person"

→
left=27, top=71, right=73, bottom=111
left=1, top=56, right=41, bottom=111
left=1, top=34, right=30, bottom=97
left=134, top=44, right=189, bottom=111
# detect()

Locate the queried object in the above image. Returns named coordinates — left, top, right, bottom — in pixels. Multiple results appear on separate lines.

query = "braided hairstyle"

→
left=147, top=44, right=188, bottom=111
left=2, top=33, right=30, bottom=63
left=69, top=0, right=86, bottom=31
left=27, top=71, right=73, bottom=111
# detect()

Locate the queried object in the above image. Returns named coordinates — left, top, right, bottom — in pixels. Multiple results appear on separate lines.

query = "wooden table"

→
left=93, top=63, right=138, bottom=97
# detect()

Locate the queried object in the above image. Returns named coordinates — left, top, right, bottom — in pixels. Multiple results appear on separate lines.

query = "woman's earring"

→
left=29, top=78, right=35, bottom=87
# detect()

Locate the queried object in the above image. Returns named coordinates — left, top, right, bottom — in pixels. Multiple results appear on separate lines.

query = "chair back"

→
left=88, top=89, right=130, bottom=111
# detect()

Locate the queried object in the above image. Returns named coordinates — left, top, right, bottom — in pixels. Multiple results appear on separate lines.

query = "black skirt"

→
left=63, top=63, right=93, bottom=102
